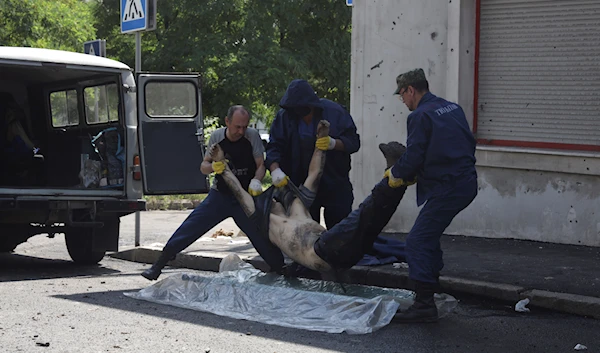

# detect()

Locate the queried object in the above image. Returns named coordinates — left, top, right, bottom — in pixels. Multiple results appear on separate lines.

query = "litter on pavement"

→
left=515, top=298, right=530, bottom=312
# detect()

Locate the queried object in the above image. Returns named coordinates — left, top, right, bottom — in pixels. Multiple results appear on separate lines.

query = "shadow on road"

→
left=0, top=253, right=120, bottom=282
left=49, top=275, right=600, bottom=353
left=52, top=285, right=408, bottom=352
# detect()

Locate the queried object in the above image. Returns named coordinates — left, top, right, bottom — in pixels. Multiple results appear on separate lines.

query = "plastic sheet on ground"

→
left=125, top=254, right=457, bottom=334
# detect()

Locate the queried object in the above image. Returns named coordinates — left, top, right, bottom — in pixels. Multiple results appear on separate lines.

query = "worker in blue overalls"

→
left=389, top=69, right=478, bottom=323
left=266, top=79, right=361, bottom=229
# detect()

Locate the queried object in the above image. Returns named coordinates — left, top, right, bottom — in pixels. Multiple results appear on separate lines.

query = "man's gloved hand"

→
left=212, top=160, right=226, bottom=174
left=315, top=136, right=336, bottom=151
left=383, top=167, right=416, bottom=188
left=248, top=178, right=263, bottom=196
left=271, top=168, right=289, bottom=188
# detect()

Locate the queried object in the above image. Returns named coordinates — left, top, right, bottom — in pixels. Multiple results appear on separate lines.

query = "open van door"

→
left=137, top=73, right=209, bottom=194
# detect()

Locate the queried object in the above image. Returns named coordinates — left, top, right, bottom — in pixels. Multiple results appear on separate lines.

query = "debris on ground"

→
left=211, top=229, right=234, bottom=238
left=574, top=344, right=587, bottom=350
left=515, top=298, right=530, bottom=313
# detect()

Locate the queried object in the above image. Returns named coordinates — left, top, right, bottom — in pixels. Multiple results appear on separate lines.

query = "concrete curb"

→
left=110, top=246, right=600, bottom=319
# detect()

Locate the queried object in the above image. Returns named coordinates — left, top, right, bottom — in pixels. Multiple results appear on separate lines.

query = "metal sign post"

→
left=134, top=31, right=141, bottom=247
left=83, top=40, right=107, bottom=123
left=120, top=0, right=157, bottom=247
left=134, top=30, right=141, bottom=246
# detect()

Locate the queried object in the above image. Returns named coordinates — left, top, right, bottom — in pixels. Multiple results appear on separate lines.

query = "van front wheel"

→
left=65, top=229, right=106, bottom=265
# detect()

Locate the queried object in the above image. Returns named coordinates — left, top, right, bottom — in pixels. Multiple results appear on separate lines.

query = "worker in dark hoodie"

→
left=266, top=79, right=360, bottom=229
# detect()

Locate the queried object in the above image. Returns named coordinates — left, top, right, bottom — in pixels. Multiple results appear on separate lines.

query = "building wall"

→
left=349, top=0, right=600, bottom=246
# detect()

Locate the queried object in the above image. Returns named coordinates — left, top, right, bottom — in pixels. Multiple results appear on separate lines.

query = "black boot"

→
left=141, top=252, right=173, bottom=281
left=394, top=281, right=439, bottom=323
left=379, top=141, right=407, bottom=169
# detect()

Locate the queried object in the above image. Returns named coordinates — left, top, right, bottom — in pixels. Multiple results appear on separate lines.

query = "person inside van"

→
left=0, top=93, right=44, bottom=185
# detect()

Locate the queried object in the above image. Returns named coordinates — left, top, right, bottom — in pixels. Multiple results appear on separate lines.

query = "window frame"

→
left=83, top=81, right=121, bottom=125
left=49, top=88, right=81, bottom=129
left=143, top=80, right=199, bottom=119
left=473, top=0, right=600, bottom=153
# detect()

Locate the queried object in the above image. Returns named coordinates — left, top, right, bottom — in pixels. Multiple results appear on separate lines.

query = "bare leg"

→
left=207, top=134, right=332, bottom=273
left=208, top=144, right=302, bottom=221
left=288, top=120, right=330, bottom=220
left=302, top=120, right=329, bottom=193
left=208, top=144, right=255, bottom=217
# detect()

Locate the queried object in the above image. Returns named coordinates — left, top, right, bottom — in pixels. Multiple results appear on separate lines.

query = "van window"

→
left=145, top=81, right=197, bottom=118
left=50, top=89, right=79, bottom=127
left=84, top=83, right=119, bottom=124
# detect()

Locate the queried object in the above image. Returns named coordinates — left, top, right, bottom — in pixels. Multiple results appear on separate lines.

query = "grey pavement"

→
left=112, top=210, right=600, bottom=319
left=4, top=245, right=600, bottom=353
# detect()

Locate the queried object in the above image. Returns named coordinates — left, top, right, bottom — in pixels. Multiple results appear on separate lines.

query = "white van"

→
left=0, top=46, right=209, bottom=264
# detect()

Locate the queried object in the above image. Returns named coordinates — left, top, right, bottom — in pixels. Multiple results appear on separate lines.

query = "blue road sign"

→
left=84, top=40, right=106, bottom=57
left=121, top=0, right=147, bottom=33
left=84, top=41, right=100, bottom=56
left=346, top=0, right=352, bottom=6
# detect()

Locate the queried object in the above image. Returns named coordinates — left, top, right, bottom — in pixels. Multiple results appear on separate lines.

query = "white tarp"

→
left=125, top=254, right=457, bottom=334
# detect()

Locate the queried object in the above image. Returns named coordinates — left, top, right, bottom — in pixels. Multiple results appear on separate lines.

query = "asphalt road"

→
left=1, top=214, right=599, bottom=353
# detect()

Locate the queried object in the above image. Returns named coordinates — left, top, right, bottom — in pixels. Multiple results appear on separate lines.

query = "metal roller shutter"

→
left=477, top=0, right=600, bottom=148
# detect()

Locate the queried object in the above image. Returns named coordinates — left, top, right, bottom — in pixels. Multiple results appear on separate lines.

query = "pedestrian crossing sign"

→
left=121, top=0, right=147, bottom=33
left=84, top=40, right=106, bottom=57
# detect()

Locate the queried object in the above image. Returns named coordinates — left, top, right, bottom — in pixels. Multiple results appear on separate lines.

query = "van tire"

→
left=65, top=229, right=106, bottom=265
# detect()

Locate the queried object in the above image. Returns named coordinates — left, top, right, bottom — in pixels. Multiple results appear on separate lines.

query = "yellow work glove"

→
left=316, top=136, right=336, bottom=151
left=384, top=168, right=412, bottom=188
left=212, top=160, right=226, bottom=174
left=271, top=168, right=289, bottom=188
left=248, top=178, right=263, bottom=196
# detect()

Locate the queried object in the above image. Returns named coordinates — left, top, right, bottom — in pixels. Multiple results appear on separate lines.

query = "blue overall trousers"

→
left=161, top=188, right=285, bottom=272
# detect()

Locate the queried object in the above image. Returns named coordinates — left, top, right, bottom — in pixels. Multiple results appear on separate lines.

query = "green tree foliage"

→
left=232, top=0, right=352, bottom=124
left=91, top=0, right=150, bottom=70
left=0, top=0, right=96, bottom=51
left=1, top=0, right=351, bottom=128
left=91, top=0, right=351, bottom=125
left=92, top=0, right=247, bottom=120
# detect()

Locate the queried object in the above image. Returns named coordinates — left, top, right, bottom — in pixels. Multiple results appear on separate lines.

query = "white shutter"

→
left=477, top=0, right=600, bottom=147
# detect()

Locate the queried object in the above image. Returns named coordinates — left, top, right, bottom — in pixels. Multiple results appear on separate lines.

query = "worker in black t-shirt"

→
left=142, top=105, right=284, bottom=281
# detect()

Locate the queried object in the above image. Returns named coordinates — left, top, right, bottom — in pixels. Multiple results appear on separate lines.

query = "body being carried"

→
left=209, top=120, right=409, bottom=274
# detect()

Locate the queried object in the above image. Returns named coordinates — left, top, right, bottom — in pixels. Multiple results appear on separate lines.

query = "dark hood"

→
left=279, top=79, right=324, bottom=110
